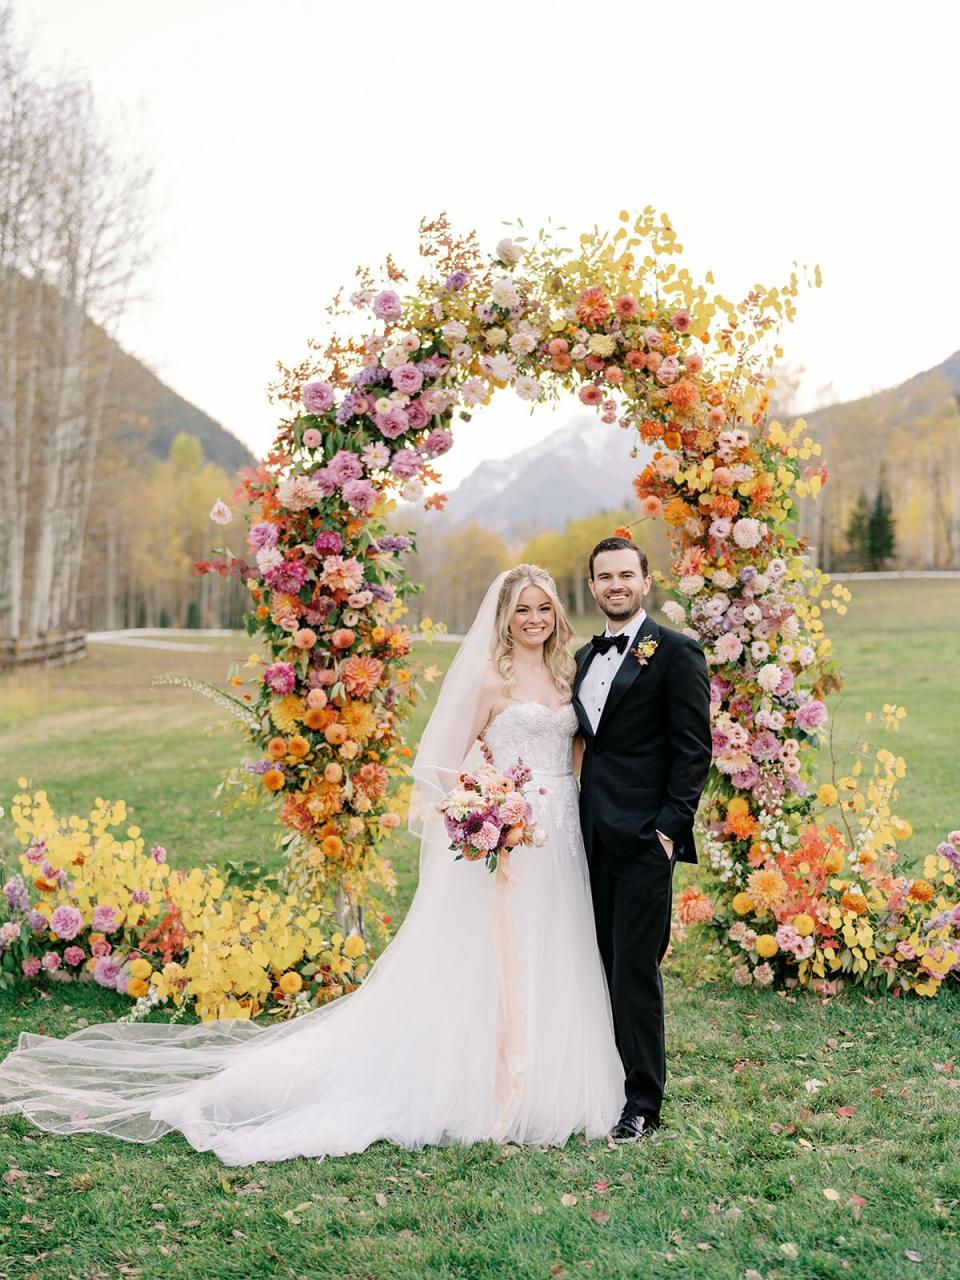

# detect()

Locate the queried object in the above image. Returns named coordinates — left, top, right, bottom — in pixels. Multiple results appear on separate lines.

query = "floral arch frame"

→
left=206, top=211, right=959, bottom=1000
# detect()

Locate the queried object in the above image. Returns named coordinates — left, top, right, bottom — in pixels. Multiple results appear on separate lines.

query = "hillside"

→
left=441, top=414, right=650, bottom=538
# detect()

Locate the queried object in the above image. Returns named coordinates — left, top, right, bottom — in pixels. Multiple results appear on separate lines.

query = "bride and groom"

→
left=0, top=537, right=712, bottom=1165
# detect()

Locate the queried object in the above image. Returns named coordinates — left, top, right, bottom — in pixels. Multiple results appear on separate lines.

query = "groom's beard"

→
left=598, top=590, right=645, bottom=622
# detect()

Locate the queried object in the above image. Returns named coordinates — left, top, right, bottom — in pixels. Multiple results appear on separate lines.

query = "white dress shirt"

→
left=578, top=607, right=647, bottom=735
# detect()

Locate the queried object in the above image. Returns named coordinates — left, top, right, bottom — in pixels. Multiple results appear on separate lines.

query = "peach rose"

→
left=331, top=628, right=355, bottom=649
left=306, top=687, right=328, bottom=709
left=293, top=628, right=317, bottom=650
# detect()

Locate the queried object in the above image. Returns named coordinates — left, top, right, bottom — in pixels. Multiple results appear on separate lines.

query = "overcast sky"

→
left=12, top=0, right=959, bottom=487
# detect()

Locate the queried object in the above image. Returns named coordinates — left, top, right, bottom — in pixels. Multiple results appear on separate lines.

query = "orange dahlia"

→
left=341, top=655, right=384, bottom=697
left=676, top=886, right=715, bottom=924
left=667, top=379, right=699, bottom=411
left=908, top=879, right=934, bottom=903
left=840, top=889, right=868, bottom=915
left=746, top=866, right=788, bottom=912
left=575, top=286, right=611, bottom=325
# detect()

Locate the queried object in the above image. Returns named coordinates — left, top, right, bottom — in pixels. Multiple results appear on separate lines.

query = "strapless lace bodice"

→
left=482, top=701, right=578, bottom=776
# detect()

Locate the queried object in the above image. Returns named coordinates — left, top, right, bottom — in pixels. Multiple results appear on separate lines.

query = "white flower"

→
left=661, top=600, right=686, bottom=625
left=462, top=377, right=487, bottom=406
left=767, top=557, right=787, bottom=579
left=491, top=277, right=520, bottom=310
left=382, top=344, right=408, bottom=370
left=401, top=479, right=424, bottom=503
left=442, top=320, right=468, bottom=344
left=209, top=499, right=232, bottom=525
left=399, top=331, right=421, bottom=353
left=751, top=640, right=770, bottom=663
left=778, top=643, right=795, bottom=663
left=712, top=569, right=736, bottom=589
left=483, top=353, right=516, bottom=383
left=515, top=375, right=542, bottom=402
left=570, top=342, right=587, bottom=360
left=757, top=663, right=784, bottom=693
left=797, top=645, right=815, bottom=667
left=678, top=573, right=705, bottom=597
left=451, top=342, right=473, bottom=364
left=509, top=330, right=538, bottom=356
left=276, top=474, right=322, bottom=512
left=752, top=574, right=771, bottom=594
left=496, top=237, right=523, bottom=265
left=256, top=546, right=283, bottom=572
left=743, top=604, right=762, bottom=624
left=733, top=517, right=763, bottom=549
left=484, top=327, right=508, bottom=349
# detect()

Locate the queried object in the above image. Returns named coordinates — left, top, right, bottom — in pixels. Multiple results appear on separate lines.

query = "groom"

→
left=574, top=537, right=711, bottom=1142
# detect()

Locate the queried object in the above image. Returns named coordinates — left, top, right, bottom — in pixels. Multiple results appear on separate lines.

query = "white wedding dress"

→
left=0, top=701, right=625, bottom=1165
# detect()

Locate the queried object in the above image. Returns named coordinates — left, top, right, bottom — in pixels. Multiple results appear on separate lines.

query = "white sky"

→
left=12, top=0, right=960, bottom=487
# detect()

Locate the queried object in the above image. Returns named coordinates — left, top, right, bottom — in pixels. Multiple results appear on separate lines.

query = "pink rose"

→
left=41, top=951, right=61, bottom=972
left=293, top=628, right=317, bottom=650
left=49, top=904, right=83, bottom=940
left=372, top=290, right=402, bottom=321
left=64, top=945, right=86, bottom=966
left=684, top=352, right=703, bottom=374
left=302, top=428, right=322, bottom=448
left=390, top=362, right=424, bottom=394
left=91, top=938, right=112, bottom=958
left=302, top=381, right=335, bottom=414
left=22, top=957, right=41, bottom=978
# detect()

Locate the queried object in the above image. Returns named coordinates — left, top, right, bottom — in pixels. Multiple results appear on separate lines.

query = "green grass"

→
left=0, top=580, right=959, bottom=1278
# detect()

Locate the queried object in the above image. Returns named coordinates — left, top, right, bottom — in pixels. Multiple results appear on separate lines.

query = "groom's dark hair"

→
left=588, top=537, right=648, bottom=581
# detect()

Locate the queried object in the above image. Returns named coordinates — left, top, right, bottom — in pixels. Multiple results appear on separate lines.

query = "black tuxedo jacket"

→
left=573, top=614, right=712, bottom=864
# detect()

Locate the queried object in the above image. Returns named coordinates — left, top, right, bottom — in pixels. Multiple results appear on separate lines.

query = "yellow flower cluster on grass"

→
left=9, top=787, right=369, bottom=1022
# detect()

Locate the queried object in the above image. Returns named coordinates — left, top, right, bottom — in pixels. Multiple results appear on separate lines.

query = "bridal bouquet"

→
left=438, top=760, right=546, bottom=873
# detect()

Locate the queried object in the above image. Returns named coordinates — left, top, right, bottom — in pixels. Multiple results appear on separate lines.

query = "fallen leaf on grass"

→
left=745, top=1270, right=764, bottom=1280
left=529, top=1205, right=545, bottom=1215
left=42, top=1169, right=60, bottom=1178
left=2, top=1169, right=26, bottom=1184
left=696, top=1242, right=713, bottom=1251
left=398, top=1229, right=414, bottom=1239
left=779, top=1242, right=800, bottom=1259
left=849, top=1195, right=866, bottom=1220
left=904, top=1251, right=922, bottom=1263
left=560, top=1193, right=578, bottom=1207
left=835, top=1106, right=856, bottom=1118
left=375, top=1192, right=388, bottom=1207
left=589, top=1209, right=610, bottom=1225
left=822, top=1188, right=840, bottom=1201
left=733, top=1060, right=749, bottom=1074
left=803, top=1078, right=826, bottom=1095
left=797, top=1138, right=814, bottom=1150
left=592, top=1179, right=609, bottom=1192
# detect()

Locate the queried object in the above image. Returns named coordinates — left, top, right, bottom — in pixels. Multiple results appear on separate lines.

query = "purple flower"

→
left=264, top=662, right=297, bottom=694
left=342, top=478, right=377, bottom=512
left=3, top=874, right=29, bottom=914
left=419, top=355, right=449, bottom=378
left=22, top=956, right=41, bottom=978
left=731, top=762, right=761, bottom=789
left=750, top=731, right=781, bottom=761
left=150, top=845, right=166, bottom=864
left=445, top=270, right=469, bottom=291
left=248, top=521, right=279, bottom=552
left=390, top=448, right=422, bottom=480
left=27, top=909, right=48, bottom=934
left=314, top=529, right=343, bottom=555
left=351, top=365, right=390, bottom=387
left=368, top=583, right=396, bottom=602
left=404, top=398, right=430, bottom=431
left=92, top=905, right=119, bottom=933
left=937, top=841, right=960, bottom=872
left=245, top=759, right=274, bottom=775
left=94, top=956, right=123, bottom=989
left=390, top=362, right=424, bottom=395
left=302, top=381, right=335, bottom=414
left=378, top=408, right=410, bottom=440
left=795, top=699, right=828, bottom=732
left=335, top=391, right=364, bottom=425
left=327, top=449, right=364, bottom=487
left=49, top=904, right=84, bottom=941
left=371, top=534, right=412, bottom=553
left=423, top=427, right=453, bottom=458
left=130, top=888, right=150, bottom=905
left=311, top=467, right=338, bottom=497
left=263, top=559, right=308, bottom=594
left=372, top=290, right=402, bottom=321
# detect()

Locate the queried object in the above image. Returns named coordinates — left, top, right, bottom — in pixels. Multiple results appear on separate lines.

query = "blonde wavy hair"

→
left=492, top=564, right=576, bottom=696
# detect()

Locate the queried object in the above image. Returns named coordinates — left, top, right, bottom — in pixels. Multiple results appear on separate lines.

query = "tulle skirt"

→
left=0, top=777, right=625, bottom=1165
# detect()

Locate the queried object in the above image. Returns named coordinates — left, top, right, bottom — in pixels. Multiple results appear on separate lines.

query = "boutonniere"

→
left=630, top=637, right=659, bottom=666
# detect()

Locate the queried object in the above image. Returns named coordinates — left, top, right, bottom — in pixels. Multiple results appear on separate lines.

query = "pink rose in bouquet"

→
left=437, top=759, right=546, bottom=873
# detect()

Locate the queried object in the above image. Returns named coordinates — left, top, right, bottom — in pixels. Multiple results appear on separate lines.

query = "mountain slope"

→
left=442, top=414, right=649, bottom=538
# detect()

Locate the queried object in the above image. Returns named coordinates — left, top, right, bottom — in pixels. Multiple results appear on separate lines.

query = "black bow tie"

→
left=591, top=633, right=628, bottom=656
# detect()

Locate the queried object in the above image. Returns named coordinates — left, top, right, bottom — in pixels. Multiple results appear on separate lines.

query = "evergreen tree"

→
left=868, top=473, right=896, bottom=569
left=845, top=489, right=871, bottom=564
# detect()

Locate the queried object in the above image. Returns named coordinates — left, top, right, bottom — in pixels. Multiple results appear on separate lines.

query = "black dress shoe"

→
left=610, top=1110, right=660, bottom=1143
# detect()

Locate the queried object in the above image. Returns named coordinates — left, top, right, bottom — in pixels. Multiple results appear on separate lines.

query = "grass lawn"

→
left=0, top=579, right=958, bottom=1278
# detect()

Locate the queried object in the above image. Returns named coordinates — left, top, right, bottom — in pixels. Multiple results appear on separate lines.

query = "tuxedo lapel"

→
left=595, top=615, right=660, bottom=739
left=572, top=644, right=596, bottom=740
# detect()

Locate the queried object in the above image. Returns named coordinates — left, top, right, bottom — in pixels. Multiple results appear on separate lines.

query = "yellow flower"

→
left=746, top=866, right=788, bottom=912
left=817, top=783, right=838, bottom=807
left=726, top=796, right=750, bottom=818
left=341, top=700, right=376, bottom=743
left=278, top=971, right=303, bottom=994
left=129, top=958, right=152, bottom=979
left=344, top=935, right=365, bottom=960
left=793, top=912, right=815, bottom=937
left=755, top=934, right=778, bottom=958
left=271, top=694, right=306, bottom=734
left=587, top=332, right=615, bottom=357
left=127, top=977, right=150, bottom=998
left=732, top=892, right=755, bottom=916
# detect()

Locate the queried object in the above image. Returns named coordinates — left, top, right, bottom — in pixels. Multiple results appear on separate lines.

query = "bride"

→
left=0, top=565, right=625, bottom=1164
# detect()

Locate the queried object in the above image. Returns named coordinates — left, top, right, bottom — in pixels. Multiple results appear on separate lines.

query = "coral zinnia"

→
left=341, top=655, right=384, bottom=698
left=746, top=866, right=788, bottom=912
left=263, top=769, right=285, bottom=791
left=667, top=379, right=699, bottom=411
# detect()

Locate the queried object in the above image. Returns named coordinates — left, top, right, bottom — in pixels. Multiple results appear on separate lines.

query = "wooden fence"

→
left=0, top=630, right=87, bottom=670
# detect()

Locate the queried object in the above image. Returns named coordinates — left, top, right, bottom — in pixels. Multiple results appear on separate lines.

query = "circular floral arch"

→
left=205, top=211, right=959, bottom=999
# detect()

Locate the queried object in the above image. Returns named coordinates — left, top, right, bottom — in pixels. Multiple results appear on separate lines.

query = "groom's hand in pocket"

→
left=656, top=830, right=675, bottom=861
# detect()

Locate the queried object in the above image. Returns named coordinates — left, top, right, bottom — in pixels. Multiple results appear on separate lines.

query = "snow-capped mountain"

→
left=441, top=414, right=650, bottom=538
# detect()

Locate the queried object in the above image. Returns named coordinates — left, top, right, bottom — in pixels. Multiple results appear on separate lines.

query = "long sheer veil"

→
left=0, top=572, right=513, bottom=1151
